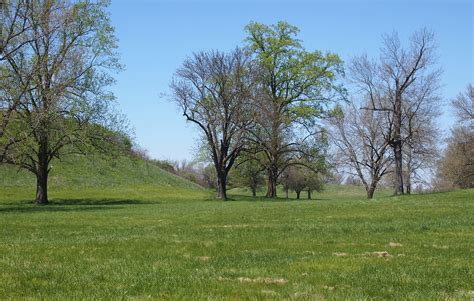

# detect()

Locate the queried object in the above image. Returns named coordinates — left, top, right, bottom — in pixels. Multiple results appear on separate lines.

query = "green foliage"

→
left=245, top=21, right=345, bottom=119
left=230, top=159, right=265, bottom=194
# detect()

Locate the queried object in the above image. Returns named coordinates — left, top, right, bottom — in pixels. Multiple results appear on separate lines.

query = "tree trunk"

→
left=251, top=187, right=256, bottom=197
left=216, top=172, right=227, bottom=200
left=296, top=191, right=301, bottom=199
left=393, top=142, right=404, bottom=195
left=266, top=166, right=278, bottom=198
left=367, top=186, right=375, bottom=199
left=35, top=139, right=49, bottom=205
left=393, top=92, right=404, bottom=195
left=307, top=190, right=312, bottom=200
left=406, top=172, right=412, bottom=195
left=285, top=187, right=288, bottom=199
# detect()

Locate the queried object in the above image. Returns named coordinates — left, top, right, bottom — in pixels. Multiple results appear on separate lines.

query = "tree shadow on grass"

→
left=221, top=195, right=331, bottom=202
left=0, top=205, right=120, bottom=213
left=51, top=198, right=152, bottom=206
left=0, top=198, right=157, bottom=213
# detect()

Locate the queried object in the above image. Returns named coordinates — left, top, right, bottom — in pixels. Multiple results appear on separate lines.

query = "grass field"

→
left=0, top=157, right=473, bottom=299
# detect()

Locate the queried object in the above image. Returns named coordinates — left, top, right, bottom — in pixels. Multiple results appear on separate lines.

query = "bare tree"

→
left=171, top=49, right=254, bottom=200
left=245, top=21, right=344, bottom=198
left=403, top=93, right=440, bottom=193
left=0, top=0, right=123, bottom=204
left=329, top=101, right=392, bottom=199
left=452, top=84, right=474, bottom=125
left=436, top=84, right=474, bottom=189
left=350, top=29, right=441, bottom=195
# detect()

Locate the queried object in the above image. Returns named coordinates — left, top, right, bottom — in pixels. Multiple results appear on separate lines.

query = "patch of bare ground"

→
left=431, top=244, right=449, bottom=249
left=333, top=252, right=348, bottom=257
left=238, top=277, right=288, bottom=284
left=322, top=285, right=335, bottom=290
left=217, top=276, right=288, bottom=285
left=359, top=251, right=392, bottom=258
left=196, top=256, right=210, bottom=261
left=388, top=242, right=403, bottom=247
left=222, top=224, right=250, bottom=228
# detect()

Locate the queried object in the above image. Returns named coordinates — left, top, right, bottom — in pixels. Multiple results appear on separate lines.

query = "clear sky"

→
left=108, top=0, right=473, bottom=161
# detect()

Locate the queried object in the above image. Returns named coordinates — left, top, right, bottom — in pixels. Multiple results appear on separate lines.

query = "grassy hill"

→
left=0, top=153, right=203, bottom=189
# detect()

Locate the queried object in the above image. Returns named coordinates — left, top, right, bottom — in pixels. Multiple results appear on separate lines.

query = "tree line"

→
left=171, top=21, right=342, bottom=200
left=171, top=22, right=473, bottom=200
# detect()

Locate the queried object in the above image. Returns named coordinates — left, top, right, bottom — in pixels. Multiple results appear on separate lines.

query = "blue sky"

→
left=108, top=0, right=473, bottom=161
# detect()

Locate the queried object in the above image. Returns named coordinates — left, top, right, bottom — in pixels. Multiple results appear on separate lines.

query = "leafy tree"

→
left=286, top=165, right=323, bottom=199
left=244, top=21, right=344, bottom=198
left=0, top=0, right=123, bottom=204
left=231, top=158, right=265, bottom=197
left=286, top=166, right=306, bottom=199
left=305, top=171, right=323, bottom=200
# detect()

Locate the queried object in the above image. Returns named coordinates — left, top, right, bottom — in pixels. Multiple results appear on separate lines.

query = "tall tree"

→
left=245, top=21, right=344, bottom=198
left=171, top=49, right=254, bottom=200
left=0, top=0, right=123, bottom=204
left=329, top=101, right=392, bottom=199
left=350, top=29, right=440, bottom=195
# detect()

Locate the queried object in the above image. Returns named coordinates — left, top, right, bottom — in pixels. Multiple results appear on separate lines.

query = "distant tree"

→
left=201, top=164, right=217, bottom=189
left=305, top=171, right=323, bottom=200
left=0, top=0, right=123, bottom=204
left=436, top=85, right=474, bottom=189
left=452, top=84, right=474, bottom=124
left=244, top=21, right=344, bottom=198
left=286, top=166, right=306, bottom=199
left=403, top=103, right=440, bottom=194
left=171, top=48, right=255, bottom=200
left=232, top=158, right=264, bottom=197
left=286, top=165, right=323, bottom=199
left=329, top=102, right=392, bottom=199
left=350, top=29, right=441, bottom=195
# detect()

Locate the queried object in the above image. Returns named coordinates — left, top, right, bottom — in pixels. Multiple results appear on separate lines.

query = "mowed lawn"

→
left=0, top=185, right=473, bottom=300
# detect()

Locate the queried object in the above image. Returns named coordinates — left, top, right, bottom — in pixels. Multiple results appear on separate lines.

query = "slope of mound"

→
left=0, top=154, right=202, bottom=190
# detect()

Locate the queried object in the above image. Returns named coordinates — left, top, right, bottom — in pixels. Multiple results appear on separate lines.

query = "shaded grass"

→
left=0, top=184, right=473, bottom=299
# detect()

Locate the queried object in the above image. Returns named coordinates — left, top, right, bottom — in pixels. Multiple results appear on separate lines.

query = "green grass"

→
left=1, top=156, right=473, bottom=299
left=0, top=174, right=473, bottom=299
left=0, top=154, right=202, bottom=190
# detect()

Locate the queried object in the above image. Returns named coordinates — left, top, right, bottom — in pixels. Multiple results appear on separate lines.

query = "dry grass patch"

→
left=196, top=256, right=210, bottom=261
left=238, top=277, right=288, bottom=285
left=388, top=242, right=402, bottom=247
left=359, top=251, right=392, bottom=258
